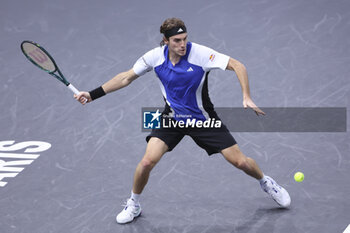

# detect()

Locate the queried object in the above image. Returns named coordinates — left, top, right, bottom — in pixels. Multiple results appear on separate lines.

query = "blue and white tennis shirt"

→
left=133, top=42, right=229, bottom=121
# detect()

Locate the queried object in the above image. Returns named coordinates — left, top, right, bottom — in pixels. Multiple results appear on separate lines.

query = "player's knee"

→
left=223, top=146, right=247, bottom=169
left=237, top=157, right=248, bottom=170
left=140, top=157, right=156, bottom=171
left=233, top=157, right=249, bottom=170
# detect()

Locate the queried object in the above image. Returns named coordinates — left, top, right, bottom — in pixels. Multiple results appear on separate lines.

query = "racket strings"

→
left=21, top=42, right=56, bottom=72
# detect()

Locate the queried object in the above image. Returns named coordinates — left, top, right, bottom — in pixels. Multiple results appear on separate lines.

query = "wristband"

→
left=89, top=86, right=106, bottom=100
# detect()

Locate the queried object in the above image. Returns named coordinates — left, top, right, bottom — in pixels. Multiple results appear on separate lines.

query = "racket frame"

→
left=21, top=41, right=81, bottom=95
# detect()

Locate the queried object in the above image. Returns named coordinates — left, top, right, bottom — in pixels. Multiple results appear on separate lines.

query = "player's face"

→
left=166, top=33, right=187, bottom=57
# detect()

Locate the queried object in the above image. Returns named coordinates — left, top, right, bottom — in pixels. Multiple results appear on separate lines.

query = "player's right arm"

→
left=102, top=69, right=139, bottom=93
left=75, top=47, right=160, bottom=105
left=74, top=69, right=139, bottom=105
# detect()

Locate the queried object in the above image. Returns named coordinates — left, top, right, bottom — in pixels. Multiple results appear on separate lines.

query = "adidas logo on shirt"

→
left=187, top=67, right=193, bottom=72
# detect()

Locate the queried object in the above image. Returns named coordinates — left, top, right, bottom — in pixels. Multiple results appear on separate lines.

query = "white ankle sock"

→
left=130, top=191, right=140, bottom=204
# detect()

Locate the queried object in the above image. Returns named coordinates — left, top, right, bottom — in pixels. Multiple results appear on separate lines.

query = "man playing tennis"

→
left=75, top=18, right=291, bottom=224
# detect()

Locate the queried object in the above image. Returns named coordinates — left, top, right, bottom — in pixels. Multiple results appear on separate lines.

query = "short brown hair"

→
left=159, top=18, right=186, bottom=46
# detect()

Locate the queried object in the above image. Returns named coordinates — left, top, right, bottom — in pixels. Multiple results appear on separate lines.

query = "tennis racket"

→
left=20, top=41, right=86, bottom=101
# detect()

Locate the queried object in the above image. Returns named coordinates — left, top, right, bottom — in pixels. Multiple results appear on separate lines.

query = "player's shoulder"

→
left=142, top=46, right=166, bottom=67
left=190, top=42, right=213, bottom=53
left=188, top=42, right=216, bottom=60
left=188, top=42, right=230, bottom=70
left=144, top=46, right=165, bottom=58
left=188, top=42, right=214, bottom=64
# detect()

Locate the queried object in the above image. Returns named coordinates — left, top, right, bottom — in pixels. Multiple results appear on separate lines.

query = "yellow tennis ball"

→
left=294, top=172, right=304, bottom=182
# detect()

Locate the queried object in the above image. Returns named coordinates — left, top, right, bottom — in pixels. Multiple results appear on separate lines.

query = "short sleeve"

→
left=132, top=47, right=164, bottom=76
left=189, top=43, right=230, bottom=71
left=133, top=56, right=152, bottom=76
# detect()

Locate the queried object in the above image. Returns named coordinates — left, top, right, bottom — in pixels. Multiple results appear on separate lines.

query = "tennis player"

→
left=75, top=18, right=291, bottom=224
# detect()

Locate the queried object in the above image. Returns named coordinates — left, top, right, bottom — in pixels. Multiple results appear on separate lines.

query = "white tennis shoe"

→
left=260, top=176, right=291, bottom=208
left=116, top=199, right=142, bottom=224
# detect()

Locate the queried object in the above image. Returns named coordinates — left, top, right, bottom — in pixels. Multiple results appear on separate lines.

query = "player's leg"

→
left=116, top=137, right=168, bottom=224
left=221, top=144, right=263, bottom=179
left=221, top=144, right=291, bottom=208
left=132, top=137, right=169, bottom=194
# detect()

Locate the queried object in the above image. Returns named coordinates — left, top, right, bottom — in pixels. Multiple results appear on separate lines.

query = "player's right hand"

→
left=74, top=92, right=91, bottom=105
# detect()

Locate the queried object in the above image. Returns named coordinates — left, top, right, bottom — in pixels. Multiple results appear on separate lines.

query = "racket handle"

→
left=68, top=83, right=88, bottom=104
left=68, top=83, right=80, bottom=95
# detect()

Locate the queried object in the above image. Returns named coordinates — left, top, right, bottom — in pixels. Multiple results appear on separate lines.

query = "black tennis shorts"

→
left=146, top=122, right=237, bottom=155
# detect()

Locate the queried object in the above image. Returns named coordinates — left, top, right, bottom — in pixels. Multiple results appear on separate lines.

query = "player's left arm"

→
left=226, top=57, right=265, bottom=116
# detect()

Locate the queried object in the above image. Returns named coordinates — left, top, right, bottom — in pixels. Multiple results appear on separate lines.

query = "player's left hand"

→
left=243, top=97, right=265, bottom=116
